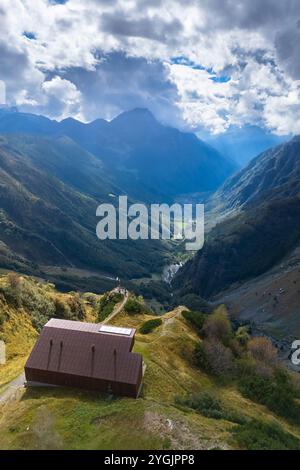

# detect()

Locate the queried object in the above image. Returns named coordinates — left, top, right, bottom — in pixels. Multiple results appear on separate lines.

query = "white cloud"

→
left=0, top=0, right=299, bottom=134
left=42, top=76, right=83, bottom=119
left=263, top=85, right=300, bottom=135
left=42, top=76, right=80, bottom=103
left=168, top=64, right=233, bottom=133
left=167, top=56, right=300, bottom=135
left=15, top=89, right=38, bottom=106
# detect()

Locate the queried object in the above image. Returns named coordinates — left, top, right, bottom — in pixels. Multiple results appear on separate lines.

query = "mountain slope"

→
left=209, top=136, right=300, bottom=217
left=175, top=195, right=300, bottom=297
left=175, top=137, right=300, bottom=304
left=0, top=135, right=173, bottom=288
left=0, top=108, right=236, bottom=198
left=104, top=109, right=236, bottom=195
left=213, top=245, right=300, bottom=341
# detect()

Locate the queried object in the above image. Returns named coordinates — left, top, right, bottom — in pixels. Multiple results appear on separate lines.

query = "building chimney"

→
left=47, top=339, right=53, bottom=370
left=57, top=340, right=63, bottom=371
left=91, top=344, right=95, bottom=377
left=113, top=349, right=117, bottom=381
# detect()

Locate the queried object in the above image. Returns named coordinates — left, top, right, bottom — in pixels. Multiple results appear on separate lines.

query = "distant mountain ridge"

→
left=0, top=107, right=236, bottom=198
left=200, top=124, right=289, bottom=167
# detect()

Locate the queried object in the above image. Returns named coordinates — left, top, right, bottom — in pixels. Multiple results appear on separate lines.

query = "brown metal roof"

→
left=26, top=319, right=141, bottom=385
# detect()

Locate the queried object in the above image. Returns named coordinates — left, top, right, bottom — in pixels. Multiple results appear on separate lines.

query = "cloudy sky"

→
left=0, top=0, right=300, bottom=135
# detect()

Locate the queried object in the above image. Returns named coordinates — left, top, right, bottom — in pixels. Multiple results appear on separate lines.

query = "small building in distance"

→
left=25, top=319, right=143, bottom=398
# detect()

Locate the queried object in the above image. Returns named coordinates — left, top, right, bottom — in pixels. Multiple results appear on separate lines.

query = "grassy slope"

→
left=1, top=296, right=300, bottom=450
left=0, top=309, right=36, bottom=392
left=0, top=276, right=99, bottom=390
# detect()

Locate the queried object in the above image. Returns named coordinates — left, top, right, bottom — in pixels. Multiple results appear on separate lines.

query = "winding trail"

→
left=102, top=290, right=129, bottom=325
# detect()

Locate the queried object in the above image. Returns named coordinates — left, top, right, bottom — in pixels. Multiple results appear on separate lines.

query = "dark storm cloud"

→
left=0, top=8, right=30, bottom=83
left=275, top=24, right=300, bottom=80
left=138, top=0, right=163, bottom=6
left=198, top=0, right=299, bottom=30
left=101, top=12, right=182, bottom=42
left=0, top=43, right=35, bottom=97
left=193, top=0, right=300, bottom=80
left=0, top=43, right=29, bottom=79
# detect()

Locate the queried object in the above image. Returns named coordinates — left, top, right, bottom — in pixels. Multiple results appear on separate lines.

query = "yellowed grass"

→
left=0, top=309, right=37, bottom=390
left=1, top=284, right=300, bottom=450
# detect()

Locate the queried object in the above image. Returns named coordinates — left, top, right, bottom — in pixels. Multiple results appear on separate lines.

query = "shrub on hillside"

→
left=15, top=280, right=56, bottom=330
left=98, top=304, right=114, bottom=322
left=98, top=292, right=124, bottom=322
left=124, top=298, right=143, bottom=315
left=176, top=392, right=247, bottom=424
left=7, top=272, right=21, bottom=290
left=232, top=419, right=300, bottom=450
left=202, top=310, right=232, bottom=346
left=181, top=310, right=207, bottom=332
left=236, top=356, right=257, bottom=378
left=111, top=293, right=123, bottom=303
left=0, top=312, right=5, bottom=327
left=174, top=293, right=212, bottom=313
left=0, top=276, right=22, bottom=308
left=235, top=326, right=250, bottom=346
left=56, top=294, right=88, bottom=322
left=248, top=336, right=278, bottom=367
left=194, top=342, right=211, bottom=373
left=139, top=318, right=162, bottom=334
left=194, top=339, right=235, bottom=377
left=238, top=368, right=300, bottom=424
left=67, top=294, right=85, bottom=321
left=82, top=292, right=99, bottom=308
left=0, top=275, right=88, bottom=330
left=54, top=297, right=72, bottom=319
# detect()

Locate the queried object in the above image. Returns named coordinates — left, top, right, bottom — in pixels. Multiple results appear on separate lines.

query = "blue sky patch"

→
left=23, top=32, right=36, bottom=40
left=171, top=57, right=230, bottom=83
left=210, top=75, right=231, bottom=83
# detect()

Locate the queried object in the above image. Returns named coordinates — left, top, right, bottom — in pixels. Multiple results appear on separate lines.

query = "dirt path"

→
left=158, top=307, right=186, bottom=338
left=0, top=372, right=25, bottom=407
left=102, top=290, right=129, bottom=325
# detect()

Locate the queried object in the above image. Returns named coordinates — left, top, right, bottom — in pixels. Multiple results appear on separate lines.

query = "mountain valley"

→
left=175, top=137, right=300, bottom=342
